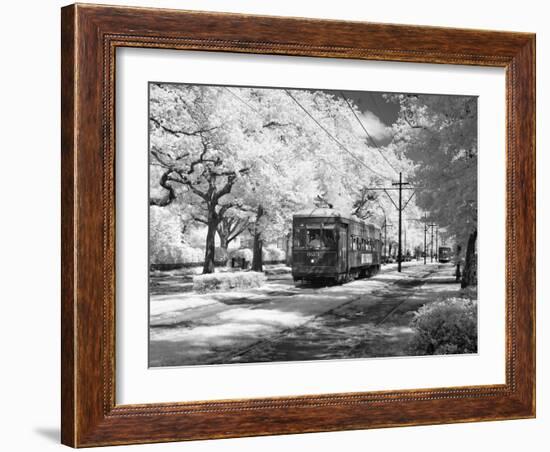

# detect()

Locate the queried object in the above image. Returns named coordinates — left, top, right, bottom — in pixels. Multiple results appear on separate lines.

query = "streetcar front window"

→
left=306, top=226, right=322, bottom=249
left=301, top=224, right=337, bottom=250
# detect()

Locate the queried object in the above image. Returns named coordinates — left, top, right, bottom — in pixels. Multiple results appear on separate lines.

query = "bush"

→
left=409, top=298, right=477, bottom=355
left=149, top=206, right=185, bottom=264
left=262, top=245, right=286, bottom=262
left=193, top=271, right=266, bottom=293
left=229, top=248, right=253, bottom=262
left=180, top=245, right=204, bottom=264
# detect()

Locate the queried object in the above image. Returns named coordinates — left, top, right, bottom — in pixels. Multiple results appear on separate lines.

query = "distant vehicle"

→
left=438, top=246, right=452, bottom=263
left=292, top=208, right=382, bottom=284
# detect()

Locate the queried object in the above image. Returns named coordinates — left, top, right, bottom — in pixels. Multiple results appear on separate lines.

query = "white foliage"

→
left=149, top=84, right=414, bottom=263
left=389, top=94, right=478, bottom=249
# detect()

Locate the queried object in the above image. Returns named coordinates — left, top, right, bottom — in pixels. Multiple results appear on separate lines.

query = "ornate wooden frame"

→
left=61, top=3, right=536, bottom=447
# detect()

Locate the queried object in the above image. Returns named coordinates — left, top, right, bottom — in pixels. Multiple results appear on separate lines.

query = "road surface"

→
left=149, top=261, right=462, bottom=367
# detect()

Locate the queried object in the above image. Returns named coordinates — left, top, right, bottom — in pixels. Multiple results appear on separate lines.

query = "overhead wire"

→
left=340, top=91, right=400, bottom=176
left=284, top=89, right=391, bottom=181
left=226, top=86, right=399, bottom=187
left=224, top=87, right=359, bottom=184
left=224, top=87, right=261, bottom=114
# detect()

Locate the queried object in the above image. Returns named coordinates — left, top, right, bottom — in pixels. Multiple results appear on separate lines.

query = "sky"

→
left=277, top=86, right=402, bottom=146
left=285, top=86, right=401, bottom=146
left=336, top=89, right=400, bottom=145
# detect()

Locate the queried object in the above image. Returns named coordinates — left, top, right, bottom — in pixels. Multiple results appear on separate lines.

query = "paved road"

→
left=149, top=262, right=461, bottom=367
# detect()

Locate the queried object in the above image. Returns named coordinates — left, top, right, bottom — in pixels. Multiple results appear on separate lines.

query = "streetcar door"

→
left=339, top=225, right=348, bottom=273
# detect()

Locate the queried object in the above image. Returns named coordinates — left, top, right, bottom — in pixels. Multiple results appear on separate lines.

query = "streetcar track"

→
left=373, top=267, right=439, bottom=326
left=207, top=265, right=441, bottom=364
left=151, top=265, right=437, bottom=331
left=208, top=293, right=365, bottom=364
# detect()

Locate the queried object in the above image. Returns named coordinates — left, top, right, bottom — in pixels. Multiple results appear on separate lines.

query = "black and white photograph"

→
left=148, top=82, right=478, bottom=367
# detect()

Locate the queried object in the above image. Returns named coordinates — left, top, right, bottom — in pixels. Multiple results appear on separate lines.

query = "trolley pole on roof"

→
left=392, top=172, right=410, bottom=272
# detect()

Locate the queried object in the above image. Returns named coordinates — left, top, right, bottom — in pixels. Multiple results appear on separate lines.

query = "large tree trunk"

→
left=216, top=220, right=229, bottom=253
left=218, top=234, right=228, bottom=251
left=461, top=229, right=477, bottom=288
left=252, top=205, right=264, bottom=272
left=202, top=210, right=218, bottom=274
left=217, top=233, right=229, bottom=267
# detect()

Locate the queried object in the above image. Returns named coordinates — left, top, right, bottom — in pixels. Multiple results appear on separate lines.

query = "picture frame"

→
left=61, top=3, right=535, bottom=447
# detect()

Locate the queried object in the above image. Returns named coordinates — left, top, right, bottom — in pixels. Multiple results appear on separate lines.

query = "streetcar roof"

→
left=294, top=208, right=345, bottom=218
left=293, top=208, right=380, bottom=232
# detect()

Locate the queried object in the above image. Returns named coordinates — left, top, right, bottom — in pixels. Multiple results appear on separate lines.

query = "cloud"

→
left=358, top=110, right=394, bottom=144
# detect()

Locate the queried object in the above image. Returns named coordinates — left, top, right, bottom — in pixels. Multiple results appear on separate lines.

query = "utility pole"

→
left=427, top=223, right=437, bottom=263
left=431, top=225, right=434, bottom=262
left=404, top=225, right=407, bottom=259
left=364, top=174, right=418, bottom=273
left=382, top=219, right=393, bottom=261
left=384, top=219, right=387, bottom=259
left=424, top=213, right=427, bottom=265
left=392, top=172, right=410, bottom=272
left=435, top=226, right=439, bottom=262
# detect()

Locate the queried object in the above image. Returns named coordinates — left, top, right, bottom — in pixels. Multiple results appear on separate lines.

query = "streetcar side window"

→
left=321, top=224, right=336, bottom=249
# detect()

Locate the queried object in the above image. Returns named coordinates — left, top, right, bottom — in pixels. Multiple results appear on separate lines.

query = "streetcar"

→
left=291, top=208, right=382, bottom=284
left=438, top=246, right=452, bottom=263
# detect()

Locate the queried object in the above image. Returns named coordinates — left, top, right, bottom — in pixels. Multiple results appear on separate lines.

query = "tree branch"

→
left=227, top=219, right=250, bottom=243
left=262, top=121, right=293, bottom=129
left=149, top=171, right=177, bottom=207
left=192, top=215, right=208, bottom=225
left=149, top=116, right=218, bottom=137
left=213, top=168, right=250, bottom=202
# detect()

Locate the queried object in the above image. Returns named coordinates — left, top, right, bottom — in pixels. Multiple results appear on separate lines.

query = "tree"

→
left=216, top=214, right=251, bottom=253
left=149, top=84, right=265, bottom=273
left=389, top=94, right=478, bottom=286
left=351, top=186, right=379, bottom=220
left=150, top=84, right=406, bottom=274
left=234, top=88, right=391, bottom=271
left=149, top=205, right=203, bottom=265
